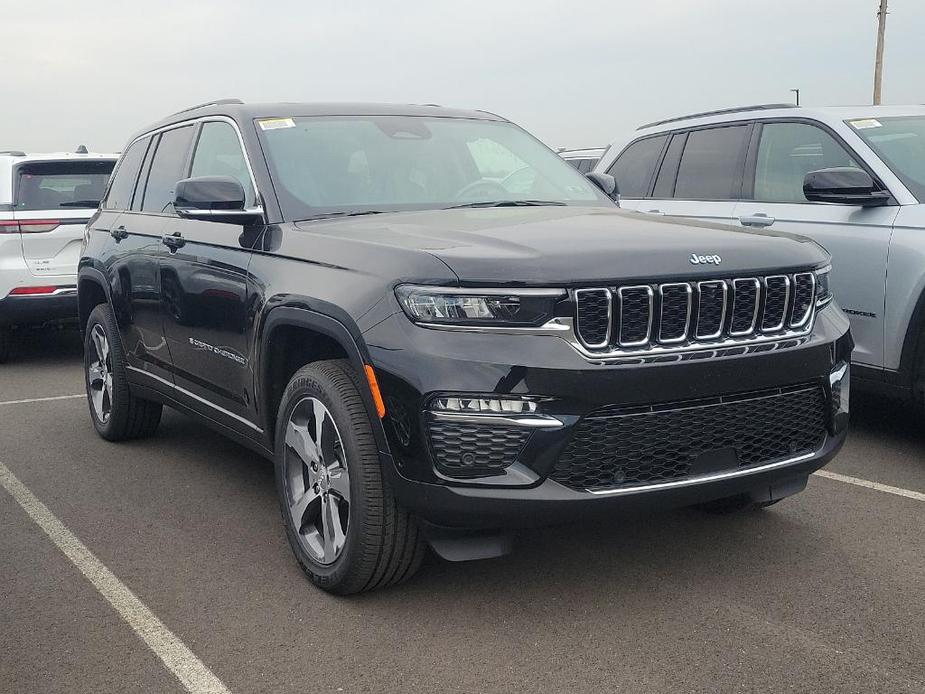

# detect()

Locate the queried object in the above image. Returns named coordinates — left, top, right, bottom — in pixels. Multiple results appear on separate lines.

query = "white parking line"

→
left=0, top=394, right=84, bottom=406
left=815, top=469, right=925, bottom=502
left=0, top=461, right=232, bottom=694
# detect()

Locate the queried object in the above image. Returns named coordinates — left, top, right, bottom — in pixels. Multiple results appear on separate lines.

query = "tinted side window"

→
left=607, top=135, right=667, bottom=198
left=104, top=138, right=148, bottom=211
left=140, top=125, right=195, bottom=214
left=652, top=133, right=687, bottom=198
left=190, top=121, right=255, bottom=205
left=674, top=125, right=749, bottom=200
left=753, top=122, right=861, bottom=203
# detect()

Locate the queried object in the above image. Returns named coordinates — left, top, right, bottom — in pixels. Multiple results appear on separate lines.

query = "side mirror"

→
left=586, top=172, right=620, bottom=203
left=174, top=176, right=263, bottom=223
left=802, top=167, right=890, bottom=207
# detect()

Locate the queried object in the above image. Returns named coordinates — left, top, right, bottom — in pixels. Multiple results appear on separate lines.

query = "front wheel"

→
left=84, top=303, right=162, bottom=441
left=274, top=359, right=425, bottom=594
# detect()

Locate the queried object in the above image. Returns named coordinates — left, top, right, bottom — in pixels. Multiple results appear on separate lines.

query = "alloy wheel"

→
left=87, top=324, right=113, bottom=423
left=284, top=397, right=351, bottom=565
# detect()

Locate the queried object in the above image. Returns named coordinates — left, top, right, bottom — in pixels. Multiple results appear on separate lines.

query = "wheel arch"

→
left=77, top=267, right=113, bottom=340
left=897, top=283, right=925, bottom=398
left=257, top=304, right=392, bottom=457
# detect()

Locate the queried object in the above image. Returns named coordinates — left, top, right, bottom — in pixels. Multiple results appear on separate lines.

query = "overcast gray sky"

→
left=3, top=0, right=922, bottom=153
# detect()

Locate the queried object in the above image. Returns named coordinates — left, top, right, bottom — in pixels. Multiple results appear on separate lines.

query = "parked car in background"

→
left=558, top=147, right=606, bottom=173
left=0, top=148, right=117, bottom=361
left=79, top=100, right=850, bottom=594
left=597, top=104, right=925, bottom=408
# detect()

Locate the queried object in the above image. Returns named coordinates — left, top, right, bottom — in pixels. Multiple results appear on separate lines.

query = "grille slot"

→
left=572, top=271, right=816, bottom=354
left=761, top=275, right=790, bottom=331
left=618, top=286, right=654, bottom=346
left=551, top=385, right=828, bottom=491
left=428, top=420, right=531, bottom=479
left=790, top=273, right=815, bottom=328
left=695, top=281, right=727, bottom=339
left=658, top=284, right=691, bottom=343
left=575, top=288, right=611, bottom=348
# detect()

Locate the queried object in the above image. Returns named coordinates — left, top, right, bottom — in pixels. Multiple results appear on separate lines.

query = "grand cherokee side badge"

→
left=690, top=253, right=722, bottom=265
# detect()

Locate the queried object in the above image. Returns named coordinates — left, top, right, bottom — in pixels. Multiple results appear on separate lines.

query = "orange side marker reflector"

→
left=364, top=364, right=386, bottom=418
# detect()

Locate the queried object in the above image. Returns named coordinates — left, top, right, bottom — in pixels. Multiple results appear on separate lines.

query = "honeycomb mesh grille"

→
left=428, top=420, right=531, bottom=479
left=573, top=271, right=816, bottom=353
left=551, top=385, right=828, bottom=491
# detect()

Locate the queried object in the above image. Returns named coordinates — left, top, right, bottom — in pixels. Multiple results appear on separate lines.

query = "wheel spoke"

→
left=91, top=327, right=106, bottom=362
left=290, top=486, right=320, bottom=530
left=285, top=420, right=320, bottom=466
left=311, top=399, right=327, bottom=452
left=321, top=495, right=346, bottom=563
left=87, top=362, right=104, bottom=386
left=90, top=386, right=104, bottom=416
left=328, top=465, right=350, bottom=503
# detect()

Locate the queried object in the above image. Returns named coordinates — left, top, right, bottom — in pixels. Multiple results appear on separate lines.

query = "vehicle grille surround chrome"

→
left=573, top=271, right=820, bottom=356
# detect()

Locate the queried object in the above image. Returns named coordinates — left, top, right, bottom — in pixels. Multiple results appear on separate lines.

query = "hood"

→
left=294, top=207, right=829, bottom=285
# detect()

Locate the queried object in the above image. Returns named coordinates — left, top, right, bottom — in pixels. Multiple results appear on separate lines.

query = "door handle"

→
left=111, top=225, right=128, bottom=241
left=161, top=232, right=186, bottom=251
left=739, top=213, right=775, bottom=228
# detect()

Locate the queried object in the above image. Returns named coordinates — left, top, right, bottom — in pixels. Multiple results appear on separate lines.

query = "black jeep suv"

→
left=78, top=100, right=852, bottom=593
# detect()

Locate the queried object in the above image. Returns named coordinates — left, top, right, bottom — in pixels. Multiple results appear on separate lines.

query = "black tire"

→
left=0, top=328, right=11, bottom=363
left=84, top=303, right=162, bottom=441
left=693, top=494, right=781, bottom=514
left=274, top=359, right=425, bottom=594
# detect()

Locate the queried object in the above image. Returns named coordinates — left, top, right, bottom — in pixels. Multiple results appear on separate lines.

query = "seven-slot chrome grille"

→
left=574, top=272, right=816, bottom=353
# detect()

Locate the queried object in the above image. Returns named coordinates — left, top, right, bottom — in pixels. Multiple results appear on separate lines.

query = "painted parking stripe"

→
left=0, top=394, right=84, bottom=406
left=0, top=461, right=232, bottom=694
left=815, top=469, right=925, bottom=502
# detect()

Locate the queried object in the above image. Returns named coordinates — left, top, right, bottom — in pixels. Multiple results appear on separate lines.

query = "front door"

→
left=733, top=120, right=899, bottom=369
left=158, top=120, right=261, bottom=433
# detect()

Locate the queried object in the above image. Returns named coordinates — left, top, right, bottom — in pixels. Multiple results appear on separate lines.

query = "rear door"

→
left=13, top=158, right=115, bottom=278
left=644, top=123, right=752, bottom=225
left=733, top=120, right=898, bottom=368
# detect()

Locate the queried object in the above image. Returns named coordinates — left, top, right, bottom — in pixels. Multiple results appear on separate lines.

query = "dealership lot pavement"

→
left=1, top=329, right=923, bottom=694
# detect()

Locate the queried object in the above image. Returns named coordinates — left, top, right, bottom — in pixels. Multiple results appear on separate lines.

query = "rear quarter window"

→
left=607, top=135, right=668, bottom=198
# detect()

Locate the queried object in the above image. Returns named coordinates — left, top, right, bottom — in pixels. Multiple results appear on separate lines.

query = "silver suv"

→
left=597, top=104, right=925, bottom=406
left=0, top=148, right=117, bottom=361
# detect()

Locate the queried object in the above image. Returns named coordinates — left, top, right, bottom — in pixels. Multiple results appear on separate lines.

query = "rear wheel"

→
left=0, top=328, right=10, bottom=363
left=84, top=303, right=162, bottom=441
left=274, top=359, right=425, bottom=594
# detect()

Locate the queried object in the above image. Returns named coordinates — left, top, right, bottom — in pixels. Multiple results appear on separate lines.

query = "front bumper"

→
left=365, top=304, right=853, bottom=528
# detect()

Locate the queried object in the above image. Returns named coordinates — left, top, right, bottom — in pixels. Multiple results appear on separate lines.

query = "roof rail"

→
left=0, top=150, right=26, bottom=156
left=637, top=103, right=797, bottom=130
left=169, top=98, right=244, bottom=117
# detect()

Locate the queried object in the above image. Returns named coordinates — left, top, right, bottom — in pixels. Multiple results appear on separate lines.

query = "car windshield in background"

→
left=256, top=115, right=607, bottom=221
left=14, top=160, right=115, bottom=211
left=849, top=115, right=925, bottom=200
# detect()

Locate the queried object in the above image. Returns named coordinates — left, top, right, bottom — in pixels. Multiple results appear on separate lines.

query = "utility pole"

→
left=790, top=89, right=800, bottom=106
left=873, top=0, right=889, bottom=105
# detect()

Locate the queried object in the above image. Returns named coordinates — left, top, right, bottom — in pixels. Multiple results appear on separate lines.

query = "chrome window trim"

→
left=584, top=449, right=818, bottom=496
left=657, top=283, right=692, bottom=344
left=694, top=280, right=728, bottom=340
left=574, top=287, right=612, bottom=349
left=761, top=275, right=791, bottom=332
left=618, top=285, right=654, bottom=347
left=729, top=278, right=761, bottom=336
left=429, top=411, right=565, bottom=429
left=790, top=272, right=816, bottom=328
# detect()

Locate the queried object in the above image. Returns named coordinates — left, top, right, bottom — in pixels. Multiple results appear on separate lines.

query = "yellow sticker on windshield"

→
left=849, top=118, right=882, bottom=129
left=258, top=118, right=296, bottom=131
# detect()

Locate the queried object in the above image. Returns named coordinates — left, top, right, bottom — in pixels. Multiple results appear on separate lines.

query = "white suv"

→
left=0, top=148, right=117, bottom=361
left=597, top=104, right=925, bottom=407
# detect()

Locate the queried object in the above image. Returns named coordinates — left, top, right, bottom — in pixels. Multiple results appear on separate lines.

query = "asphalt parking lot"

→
left=1, top=329, right=923, bottom=694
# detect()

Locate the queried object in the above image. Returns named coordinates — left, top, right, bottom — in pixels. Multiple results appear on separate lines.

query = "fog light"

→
left=829, top=362, right=850, bottom=432
left=431, top=397, right=537, bottom=414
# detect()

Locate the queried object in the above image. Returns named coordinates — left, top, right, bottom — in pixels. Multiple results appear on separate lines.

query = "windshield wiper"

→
left=444, top=200, right=567, bottom=210
left=298, top=210, right=385, bottom=222
left=59, top=200, right=101, bottom=207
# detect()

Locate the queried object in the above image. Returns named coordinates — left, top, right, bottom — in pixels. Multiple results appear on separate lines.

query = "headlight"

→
left=815, top=265, right=833, bottom=307
left=395, top=285, right=564, bottom=327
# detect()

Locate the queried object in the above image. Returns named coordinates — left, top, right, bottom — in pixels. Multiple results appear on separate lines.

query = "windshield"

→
left=14, top=160, right=115, bottom=211
left=849, top=116, right=925, bottom=201
left=256, top=115, right=608, bottom=220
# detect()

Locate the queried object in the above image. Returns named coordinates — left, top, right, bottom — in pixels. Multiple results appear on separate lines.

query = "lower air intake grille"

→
left=551, top=385, right=828, bottom=491
left=428, top=420, right=531, bottom=479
